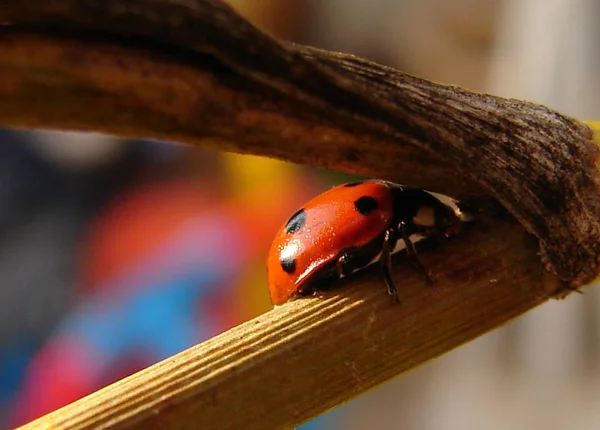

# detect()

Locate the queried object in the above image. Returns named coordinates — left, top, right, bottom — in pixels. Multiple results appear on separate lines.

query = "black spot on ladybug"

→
left=284, top=209, right=306, bottom=234
left=280, top=257, right=297, bottom=274
left=344, top=181, right=363, bottom=187
left=354, top=196, right=379, bottom=215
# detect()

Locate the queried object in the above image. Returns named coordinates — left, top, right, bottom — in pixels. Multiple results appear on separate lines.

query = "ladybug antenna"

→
left=561, top=285, right=584, bottom=295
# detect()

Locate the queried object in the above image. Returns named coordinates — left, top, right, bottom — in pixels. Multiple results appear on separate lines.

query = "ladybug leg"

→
left=335, top=250, right=356, bottom=277
left=399, top=222, right=434, bottom=284
left=381, top=228, right=400, bottom=304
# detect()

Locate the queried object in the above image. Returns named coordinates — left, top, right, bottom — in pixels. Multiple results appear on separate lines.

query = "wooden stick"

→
left=18, top=218, right=558, bottom=430
left=1, top=0, right=599, bottom=285
left=1, top=0, right=599, bottom=428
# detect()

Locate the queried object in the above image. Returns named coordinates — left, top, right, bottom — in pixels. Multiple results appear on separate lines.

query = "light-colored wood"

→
left=17, top=218, right=561, bottom=430
left=2, top=1, right=600, bottom=428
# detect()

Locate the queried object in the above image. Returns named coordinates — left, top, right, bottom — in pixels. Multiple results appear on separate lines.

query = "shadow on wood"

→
left=0, top=0, right=598, bottom=429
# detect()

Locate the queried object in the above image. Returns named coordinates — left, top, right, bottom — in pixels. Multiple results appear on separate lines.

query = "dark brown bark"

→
left=0, top=1, right=599, bottom=289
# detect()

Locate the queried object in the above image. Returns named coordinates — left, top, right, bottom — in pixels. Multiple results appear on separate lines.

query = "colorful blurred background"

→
left=3, top=0, right=600, bottom=428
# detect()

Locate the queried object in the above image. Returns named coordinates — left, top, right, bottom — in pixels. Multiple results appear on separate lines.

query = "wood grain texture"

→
left=1, top=0, right=599, bottom=285
left=18, top=218, right=559, bottom=430
left=1, top=0, right=600, bottom=428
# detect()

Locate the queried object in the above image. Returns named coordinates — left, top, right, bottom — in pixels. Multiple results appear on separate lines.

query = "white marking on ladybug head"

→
left=413, top=205, right=436, bottom=227
left=424, top=190, right=472, bottom=222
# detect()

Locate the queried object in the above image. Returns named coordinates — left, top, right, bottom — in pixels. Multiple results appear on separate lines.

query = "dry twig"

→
left=1, top=0, right=599, bottom=429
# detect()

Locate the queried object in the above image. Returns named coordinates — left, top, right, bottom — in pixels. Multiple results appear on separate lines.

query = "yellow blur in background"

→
left=2, top=1, right=600, bottom=429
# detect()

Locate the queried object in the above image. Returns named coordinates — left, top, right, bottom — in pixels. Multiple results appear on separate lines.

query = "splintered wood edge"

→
left=18, top=218, right=561, bottom=430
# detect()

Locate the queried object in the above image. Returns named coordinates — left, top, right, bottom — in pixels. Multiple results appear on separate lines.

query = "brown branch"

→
left=1, top=0, right=599, bottom=285
left=0, top=0, right=600, bottom=286
left=19, top=219, right=557, bottom=430
left=1, top=0, right=600, bottom=428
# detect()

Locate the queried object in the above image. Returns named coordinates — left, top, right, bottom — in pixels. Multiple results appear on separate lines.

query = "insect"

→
left=266, top=180, right=467, bottom=306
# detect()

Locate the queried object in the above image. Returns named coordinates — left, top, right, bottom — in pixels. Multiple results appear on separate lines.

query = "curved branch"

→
left=0, top=0, right=598, bottom=285
left=2, top=1, right=600, bottom=429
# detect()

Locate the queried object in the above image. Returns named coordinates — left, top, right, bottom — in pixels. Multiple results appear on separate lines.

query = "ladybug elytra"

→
left=266, top=180, right=467, bottom=305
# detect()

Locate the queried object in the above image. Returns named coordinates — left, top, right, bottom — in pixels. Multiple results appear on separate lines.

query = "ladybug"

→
left=266, top=180, right=467, bottom=305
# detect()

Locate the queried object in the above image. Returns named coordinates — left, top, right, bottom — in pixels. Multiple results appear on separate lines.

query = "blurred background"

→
left=2, top=0, right=600, bottom=428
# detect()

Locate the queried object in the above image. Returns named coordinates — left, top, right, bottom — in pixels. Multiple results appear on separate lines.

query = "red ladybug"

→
left=266, top=180, right=467, bottom=305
